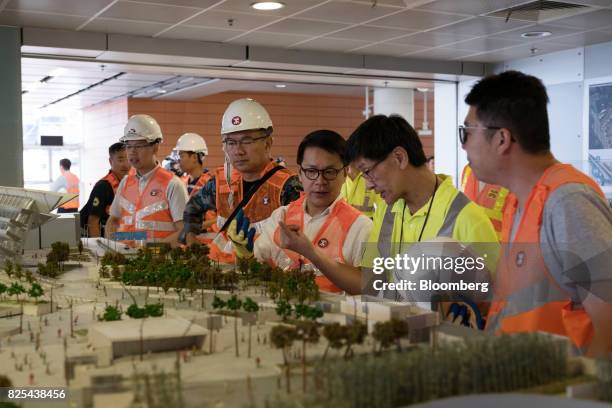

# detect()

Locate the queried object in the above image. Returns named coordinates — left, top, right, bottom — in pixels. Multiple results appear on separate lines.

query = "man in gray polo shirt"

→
left=461, top=70, right=612, bottom=356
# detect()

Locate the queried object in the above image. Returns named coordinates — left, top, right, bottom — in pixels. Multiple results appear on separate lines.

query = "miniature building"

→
left=88, top=317, right=206, bottom=365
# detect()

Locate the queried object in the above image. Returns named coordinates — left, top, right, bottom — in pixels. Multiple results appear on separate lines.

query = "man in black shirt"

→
left=80, top=143, right=131, bottom=237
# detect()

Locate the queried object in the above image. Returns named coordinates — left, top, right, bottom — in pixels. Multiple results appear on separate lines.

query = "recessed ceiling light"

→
left=275, top=84, right=287, bottom=88
left=521, top=31, right=552, bottom=38
left=251, top=2, right=284, bottom=11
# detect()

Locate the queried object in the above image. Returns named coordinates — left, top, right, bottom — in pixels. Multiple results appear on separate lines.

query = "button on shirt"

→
left=254, top=195, right=373, bottom=267
left=109, top=166, right=188, bottom=222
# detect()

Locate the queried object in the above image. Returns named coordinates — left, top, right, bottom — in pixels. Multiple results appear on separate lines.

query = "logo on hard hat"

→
left=262, top=196, right=269, bottom=205
left=150, top=189, right=162, bottom=197
left=232, top=116, right=242, bottom=126
left=128, top=128, right=137, bottom=135
left=318, top=238, right=329, bottom=248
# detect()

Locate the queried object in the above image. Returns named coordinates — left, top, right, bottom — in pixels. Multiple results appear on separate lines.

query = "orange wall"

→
left=127, top=90, right=434, bottom=171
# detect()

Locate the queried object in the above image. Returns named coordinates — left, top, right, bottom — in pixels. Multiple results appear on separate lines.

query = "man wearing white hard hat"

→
left=106, top=114, right=189, bottom=246
left=181, top=98, right=302, bottom=263
left=174, top=132, right=210, bottom=197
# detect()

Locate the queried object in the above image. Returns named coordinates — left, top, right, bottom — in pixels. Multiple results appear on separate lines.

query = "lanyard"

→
left=399, top=176, right=439, bottom=254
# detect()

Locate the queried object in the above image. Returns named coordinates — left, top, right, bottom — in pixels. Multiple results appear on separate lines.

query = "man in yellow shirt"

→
left=340, top=165, right=383, bottom=219
left=279, top=115, right=499, bottom=327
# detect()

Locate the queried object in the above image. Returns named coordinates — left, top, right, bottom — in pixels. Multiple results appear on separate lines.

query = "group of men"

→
left=71, top=70, right=610, bottom=356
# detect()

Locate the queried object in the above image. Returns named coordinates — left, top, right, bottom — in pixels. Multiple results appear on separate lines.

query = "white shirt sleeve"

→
left=109, top=177, right=128, bottom=218
left=342, top=214, right=373, bottom=266
left=166, top=176, right=189, bottom=222
left=254, top=205, right=287, bottom=263
left=50, top=175, right=67, bottom=192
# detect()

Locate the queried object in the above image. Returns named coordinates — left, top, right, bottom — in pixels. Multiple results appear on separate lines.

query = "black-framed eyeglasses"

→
left=458, top=125, right=501, bottom=144
left=222, top=135, right=268, bottom=149
left=361, top=156, right=388, bottom=181
left=300, top=166, right=345, bottom=181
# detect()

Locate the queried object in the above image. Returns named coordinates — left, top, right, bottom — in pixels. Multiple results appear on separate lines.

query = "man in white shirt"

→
left=106, top=114, right=188, bottom=246
left=230, top=130, right=372, bottom=292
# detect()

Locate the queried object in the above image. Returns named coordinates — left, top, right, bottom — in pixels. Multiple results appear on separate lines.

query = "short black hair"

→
left=346, top=114, right=426, bottom=167
left=465, top=70, right=550, bottom=154
left=109, top=142, right=126, bottom=156
left=297, top=130, right=347, bottom=166
left=59, top=158, right=71, bottom=170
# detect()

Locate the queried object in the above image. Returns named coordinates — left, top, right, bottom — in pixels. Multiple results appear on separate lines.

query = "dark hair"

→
left=297, top=130, right=347, bottom=166
left=109, top=142, right=126, bottom=156
left=59, top=158, right=71, bottom=170
left=346, top=114, right=426, bottom=167
left=465, top=70, right=550, bottom=154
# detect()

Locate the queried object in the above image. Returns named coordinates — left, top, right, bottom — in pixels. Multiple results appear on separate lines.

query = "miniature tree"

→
left=8, top=282, right=25, bottom=302
left=100, top=305, right=122, bottom=321
left=344, top=321, right=367, bottom=359
left=270, top=325, right=297, bottom=394
left=27, top=283, right=44, bottom=303
left=275, top=299, right=293, bottom=321
left=242, top=297, right=259, bottom=358
left=226, top=295, right=243, bottom=357
left=24, top=271, right=34, bottom=284
left=78, top=240, right=84, bottom=255
left=4, top=259, right=13, bottom=277
left=14, top=263, right=23, bottom=281
left=372, top=319, right=408, bottom=353
left=0, top=282, right=7, bottom=301
left=127, top=304, right=147, bottom=319
left=322, top=323, right=346, bottom=361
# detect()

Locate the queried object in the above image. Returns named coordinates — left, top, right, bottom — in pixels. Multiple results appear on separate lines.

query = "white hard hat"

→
left=175, top=132, right=208, bottom=155
left=221, top=98, right=273, bottom=135
left=121, top=114, right=163, bottom=143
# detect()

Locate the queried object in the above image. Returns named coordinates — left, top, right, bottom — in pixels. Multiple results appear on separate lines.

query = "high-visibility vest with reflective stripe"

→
left=373, top=192, right=471, bottom=301
left=60, top=171, right=80, bottom=210
left=486, top=163, right=605, bottom=351
left=461, top=165, right=508, bottom=239
left=210, top=161, right=293, bottom=263
left=100, top=171, right=122, bottom=215
left=341, top=173, right=380, bottom=218
left=272, top=195, right=361, bottom=293
left=117, top=167, right=176, bottom=242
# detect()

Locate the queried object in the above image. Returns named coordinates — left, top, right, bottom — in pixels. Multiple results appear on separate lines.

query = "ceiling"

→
left=20, top=57, right=381, bottom=110
left=2, top=0, right=612, bottom=64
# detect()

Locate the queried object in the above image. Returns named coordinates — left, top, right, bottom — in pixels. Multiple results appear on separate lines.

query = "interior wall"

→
left=127, top=90, right=435, bottom=172
left=78, top=89, right=435, bottom=203
left=81, top=97, right=128, bottom=200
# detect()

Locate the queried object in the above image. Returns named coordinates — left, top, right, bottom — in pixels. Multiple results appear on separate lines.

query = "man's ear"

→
left=391, top=146, right=410, bottom=170
left=496, top=128, right=514, bottom=155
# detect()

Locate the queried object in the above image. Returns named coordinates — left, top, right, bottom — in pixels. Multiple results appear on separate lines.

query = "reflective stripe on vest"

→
left=375, top=192, right=471, bottom=301
left=209, top=162, right=293, bottom=263
left=60, top=171, right=80, bottom=209
left=271, top=196, right=361, bottom=292
left=461, top=165, right=507, bottom=239
left=117, top=167, right=176, bottom=242
left=486, top=163, right=605, bottom=351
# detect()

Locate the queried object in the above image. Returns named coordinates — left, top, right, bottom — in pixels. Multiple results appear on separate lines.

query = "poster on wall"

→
left=586, top=79, right=612, bottom=199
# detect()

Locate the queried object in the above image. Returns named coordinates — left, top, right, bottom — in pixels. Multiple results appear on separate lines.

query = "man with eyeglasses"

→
left=180, top=98, right=302, bottom=263
left=105, top=114, right=188, bottom=246
left=278, top=115, right=499, bottom=327
left=231, top=130, right=372, bottom=292
left=462, top=70, right=612, bottom=356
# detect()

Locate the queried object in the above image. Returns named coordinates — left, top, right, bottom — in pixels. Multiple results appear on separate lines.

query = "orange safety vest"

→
left=186, top=172, right=211, bottom=198
left=486, top=163, right=605, bottom=351
left=461, top=165, right=508, bottom=239
left=210, top=161, right=293, bottom=263
left=272, top=195, right=361, bottom=293
left=117, top=167, right=177, bottom=244
left=60, top=171, right=80, bottom=210
left=100, top=171, right=122, bottom=216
